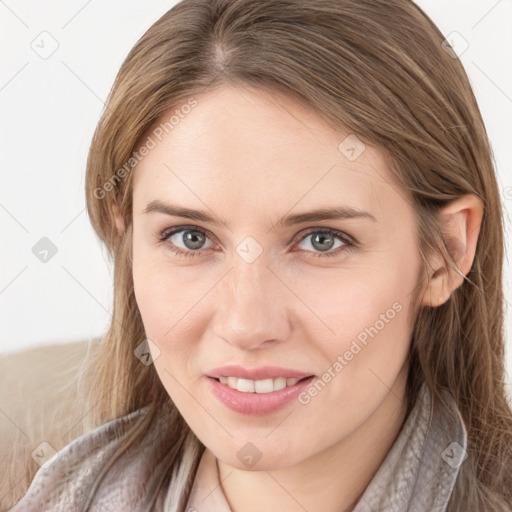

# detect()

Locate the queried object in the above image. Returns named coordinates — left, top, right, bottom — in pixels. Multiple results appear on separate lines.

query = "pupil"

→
left=183, top=231, right=205, bottom=250
left=312, top=233, right=334, bottom=252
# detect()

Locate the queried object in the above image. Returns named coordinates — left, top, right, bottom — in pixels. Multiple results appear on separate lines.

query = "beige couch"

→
left=0, top=339, right=100, bottom=511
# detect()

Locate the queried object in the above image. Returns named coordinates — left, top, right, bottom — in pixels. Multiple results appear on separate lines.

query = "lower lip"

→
left=206, top=376, right=315, bottom=415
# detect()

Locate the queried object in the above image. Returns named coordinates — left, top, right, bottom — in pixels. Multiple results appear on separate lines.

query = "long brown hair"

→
left=72, top=0, right=512, bottom=510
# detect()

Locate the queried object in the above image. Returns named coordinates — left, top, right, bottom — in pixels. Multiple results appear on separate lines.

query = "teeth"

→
left=274, top=377, right=287, bottom=391
left=237, top=378, right=255, bottom=393
left=217, top=376, right=301, bottom=393
left=255, top=379, right=274, bottom=393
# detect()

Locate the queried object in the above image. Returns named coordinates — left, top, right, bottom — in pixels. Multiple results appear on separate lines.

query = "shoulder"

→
left=9, top=406, right=150, bottom=512
left=354, top=383, right=467, bottom=512
left=0, top=340, right=100, bottom=509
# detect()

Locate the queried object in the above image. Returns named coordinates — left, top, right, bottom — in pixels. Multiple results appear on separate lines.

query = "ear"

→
left=421, top=194, right=483, bottom=308
left=112, top=203, right=126, bottom=237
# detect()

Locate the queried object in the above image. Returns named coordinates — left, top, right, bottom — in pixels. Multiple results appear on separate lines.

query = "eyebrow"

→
left=143, top=199, right=377, bottom=228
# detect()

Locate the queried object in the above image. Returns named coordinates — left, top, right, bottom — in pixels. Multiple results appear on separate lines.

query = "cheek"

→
left=304, top=265, right=414, bottom=335
left=132, top=245, right=215, bottom=359
left=305, top=254, right=419, bottom=374
left=132, top=257, right=206, bottom=403
left=132, top=260, right=170, bottom=338
left=132, top=236, right=182, bottom=326
left=290, top=270, right=416, bottom=435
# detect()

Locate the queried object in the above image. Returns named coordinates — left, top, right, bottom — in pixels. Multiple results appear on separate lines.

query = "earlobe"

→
left=420, top=194, right=483, bottom=308
left=112, top=203, right=126, bottom=237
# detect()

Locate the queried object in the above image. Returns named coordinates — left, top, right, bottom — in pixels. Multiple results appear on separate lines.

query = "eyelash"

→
left=158, top=225, right=357, bottom=259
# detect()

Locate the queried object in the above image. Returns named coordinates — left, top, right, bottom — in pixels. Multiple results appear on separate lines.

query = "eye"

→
left=294, top=228, right=355, bottom=257
left=159, top=226, right=214, bottom=258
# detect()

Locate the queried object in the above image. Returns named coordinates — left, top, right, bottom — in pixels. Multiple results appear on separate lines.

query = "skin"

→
left=114, top=84, right=483, bottom=512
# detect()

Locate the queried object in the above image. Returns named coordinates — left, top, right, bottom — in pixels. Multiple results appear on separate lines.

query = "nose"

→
left=212, top=257, right=292, bottom=351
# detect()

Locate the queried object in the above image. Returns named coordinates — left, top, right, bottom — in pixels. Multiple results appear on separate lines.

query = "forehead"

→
left=132, top=86, right=404, bottom=222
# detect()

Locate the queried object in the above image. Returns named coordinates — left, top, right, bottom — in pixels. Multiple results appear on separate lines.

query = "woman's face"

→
left=131, top=85, right=424, bottom=470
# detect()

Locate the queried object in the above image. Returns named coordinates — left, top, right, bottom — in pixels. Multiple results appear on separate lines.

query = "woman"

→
left=11, top=0, right=512, bottom=511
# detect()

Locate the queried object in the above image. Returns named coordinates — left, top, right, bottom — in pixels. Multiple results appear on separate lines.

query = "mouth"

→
left=210, top=375, right=314, bottom=394
left=206, top=371, right=316, bottom=415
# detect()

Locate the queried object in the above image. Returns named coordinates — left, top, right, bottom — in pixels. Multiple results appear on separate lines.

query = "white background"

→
left=0, top=1, right=511, bottom=388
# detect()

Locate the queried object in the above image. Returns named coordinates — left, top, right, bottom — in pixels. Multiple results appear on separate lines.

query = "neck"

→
left=216, top=367, right=409, bottom=512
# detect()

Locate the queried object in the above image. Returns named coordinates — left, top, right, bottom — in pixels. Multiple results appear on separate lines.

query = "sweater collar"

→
left=353, top=382, right=467, bottom=511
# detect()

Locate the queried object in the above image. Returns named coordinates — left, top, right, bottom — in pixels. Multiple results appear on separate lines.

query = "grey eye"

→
left=168, top=229, right=212, bottom=251
left=298, top=231, right=344, bottom=252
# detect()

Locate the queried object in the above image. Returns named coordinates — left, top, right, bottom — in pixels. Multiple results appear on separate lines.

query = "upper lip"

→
left=207, top=365, right=314, bottom=381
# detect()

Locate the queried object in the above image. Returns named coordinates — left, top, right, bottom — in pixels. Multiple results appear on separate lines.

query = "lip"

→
left=206, top=373, right=316, bottom=415
left=207, top=365, right=313, bottom=380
